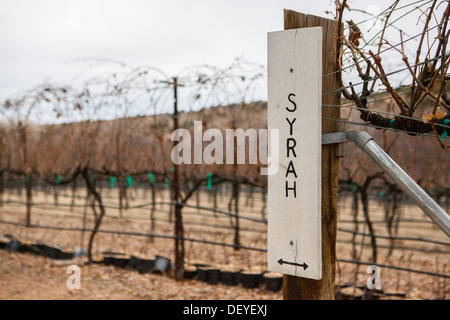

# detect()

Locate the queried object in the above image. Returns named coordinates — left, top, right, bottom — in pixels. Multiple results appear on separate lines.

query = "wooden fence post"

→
left=172, top=77, right=185, bottom=281
left=282, top=9, right=341, bottom=300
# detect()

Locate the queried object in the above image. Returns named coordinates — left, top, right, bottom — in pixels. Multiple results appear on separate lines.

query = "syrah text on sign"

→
left=267, top=27, right=322, bottom=280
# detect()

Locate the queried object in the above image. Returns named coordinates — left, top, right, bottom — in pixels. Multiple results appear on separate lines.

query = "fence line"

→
left=1, top=218, right=448, bottom=279
left=2, top=197, right=448, bottom=247
left=0, top=199, right=267, bottom=224
left=338, top=228, right=450, bottom=247
left=338, top=259, right=450, bottom=279
left=337, top=239, right=450, bottom=255
left=0, top=204, right=267, bottom=235
left=0, top=219, right=267, bottom=252
left=2, top=204, right=447, bottom=255
left=2, top=190, right=448, bottom=245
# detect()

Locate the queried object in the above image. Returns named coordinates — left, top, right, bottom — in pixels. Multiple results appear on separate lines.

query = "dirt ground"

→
left=0, top=250, right=281, bottom=300
left=0, top=188, right=448, bottom=300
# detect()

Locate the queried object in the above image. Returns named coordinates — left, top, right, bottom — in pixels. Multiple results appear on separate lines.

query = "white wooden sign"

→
left=267, top=27, right=322, bottom=280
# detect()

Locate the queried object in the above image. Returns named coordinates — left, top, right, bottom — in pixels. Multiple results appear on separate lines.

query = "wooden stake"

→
left=172, top=77, right=185, bottom=281
left=282, top=9, right=340, bottom=300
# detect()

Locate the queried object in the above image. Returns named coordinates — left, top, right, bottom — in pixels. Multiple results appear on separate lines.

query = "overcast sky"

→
left=2, top=0, right=417, bottom=101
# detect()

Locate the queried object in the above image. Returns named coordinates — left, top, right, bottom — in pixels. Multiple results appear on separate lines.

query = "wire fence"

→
left=0, top=182, right=449, bottom=284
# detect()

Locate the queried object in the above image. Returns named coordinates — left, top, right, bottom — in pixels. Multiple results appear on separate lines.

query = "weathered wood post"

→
left=282, top=9, right=340, bottom=300
left=172, top=77, right=185, bottom=281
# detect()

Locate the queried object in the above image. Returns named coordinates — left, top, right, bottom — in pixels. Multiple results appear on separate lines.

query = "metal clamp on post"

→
left=322, top=118, right=347, bottom=157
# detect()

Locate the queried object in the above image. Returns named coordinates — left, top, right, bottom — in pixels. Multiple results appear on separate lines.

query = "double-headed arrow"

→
left=277, top=258, right=308, bottom=270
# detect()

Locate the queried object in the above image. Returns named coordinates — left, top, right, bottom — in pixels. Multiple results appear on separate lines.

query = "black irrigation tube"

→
left=8, top=200, right=439, bottom=239
left=338, top=221, right=443, bottom=233
left=1, top=199, right=267, bottom=225
left=5, top=196, right=444, bottom=228
left=5, top=199, right=440, bottom=239
left=0, top=205, right=267, bottom=234
left=4, top=201, right=442, bottom=239
left=1, top=220, right=449, bottom=278
left=325, top=101, right=450, bottom=130
left=0, top=219, right=267, bottom=252
left=326, top=117, right=440, bottom=138
left=1, top=199, right=145, bottom=211
left=338, top=218, right=435, bottom=225
left=1, top=199, right=267, bottom=224
left=2, top=202, right=442, bottom=242
left=176, top=202, right=267, bottom=224
left=2, top=200, right=447, bottom=244
left=2, top=203, right=445, bottom=254
left=337, top=239, right=450, bottom=255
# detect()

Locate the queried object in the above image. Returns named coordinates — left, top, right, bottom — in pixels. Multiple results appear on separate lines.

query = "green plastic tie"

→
left=389, top=118, right=395, bottom=129
left=127, top=175, right=133, bottom=188
left=149, top=172, right=155, bottom=184
left=207, top=173, right=212, bottom=190
left=440, top=119, right=450, bottom=141
left=110, top=176, right=116, bottom=188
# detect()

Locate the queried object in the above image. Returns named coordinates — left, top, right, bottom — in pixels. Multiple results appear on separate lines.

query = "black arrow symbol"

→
left=277, top=258, right=308, bottom=270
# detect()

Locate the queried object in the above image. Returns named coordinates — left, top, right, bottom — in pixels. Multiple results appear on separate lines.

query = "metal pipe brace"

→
left=322, top=130, right=450, bottom=238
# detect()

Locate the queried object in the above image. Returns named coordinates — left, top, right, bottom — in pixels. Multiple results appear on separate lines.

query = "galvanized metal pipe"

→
left=351, top=131, right=450, bottom=238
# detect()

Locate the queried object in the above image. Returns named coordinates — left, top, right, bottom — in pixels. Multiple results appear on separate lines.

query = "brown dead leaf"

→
left=435, top=107, right=446, bottom=120
left=422, top=113, right=435, bottom=124
left=347, top=20, right=362, bottom=47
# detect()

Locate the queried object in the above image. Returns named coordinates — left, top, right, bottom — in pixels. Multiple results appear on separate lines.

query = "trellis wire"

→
left=338, top=258, right=450, bottom=279
left=0, top=199, right=267, bottom=224
left=0, top=202, right=267, bottom=234
left=324, top=103, right=450, bottom=130
left=338, top=227, right=450, bottom=247
left=341, top=0, right=433, bottom=32
left=1, top=219, right=448, bottom=279
left=324, top=10, right=445, bottom=79
left=2, top=197, right=448, bottom=248
left=0, top=219, right=267, bottom=252
left=323, top=52, right=450, bottom=97
left=325, top=117, right=442, bottom=138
